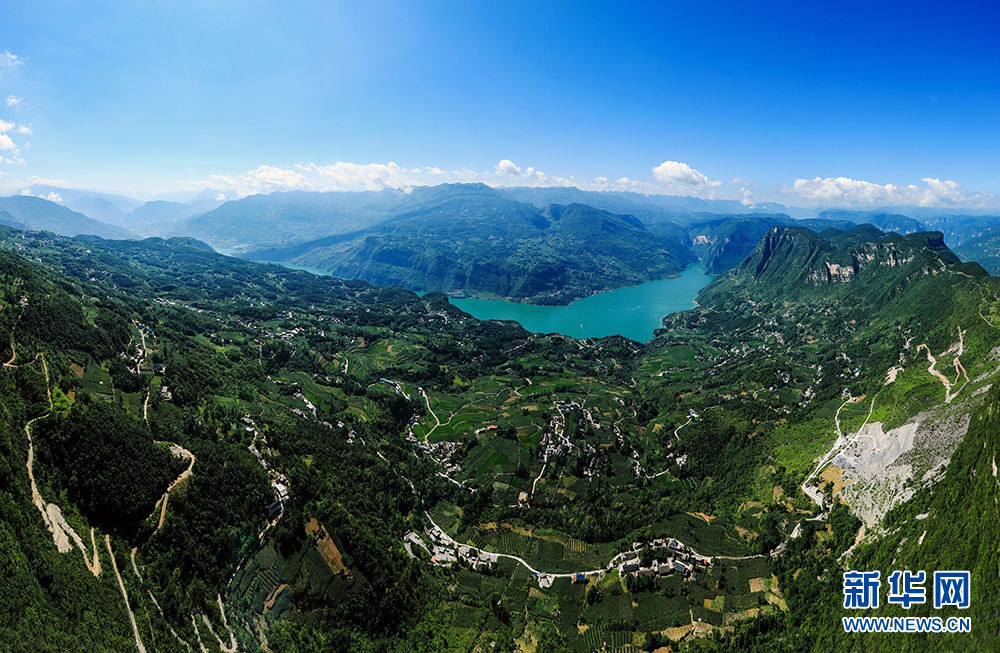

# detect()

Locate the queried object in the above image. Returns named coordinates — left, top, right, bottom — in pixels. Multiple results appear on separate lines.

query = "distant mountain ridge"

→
left=0, top=195, right=133, bottom=239
left=817, top=209, right=926, bottom=235
left=23, top=181, right=1000, bottom=296
left=247, top=184, right=695, bottom=304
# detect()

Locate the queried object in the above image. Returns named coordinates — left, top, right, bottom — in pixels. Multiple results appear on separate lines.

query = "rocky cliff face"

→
left=740, top=226, right=956, bottom=287
left=805, top=242, right=919, bottom=283
left=736, top=226, right=832, bottom=284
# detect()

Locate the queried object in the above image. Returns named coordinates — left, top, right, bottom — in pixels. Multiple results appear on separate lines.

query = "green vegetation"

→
left=0, top=217, right=999, bottom=651
left=249, top=184, right=694, bottom=305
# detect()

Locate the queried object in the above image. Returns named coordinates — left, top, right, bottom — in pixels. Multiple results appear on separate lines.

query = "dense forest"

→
left=0, top=221, right=998, bottom=651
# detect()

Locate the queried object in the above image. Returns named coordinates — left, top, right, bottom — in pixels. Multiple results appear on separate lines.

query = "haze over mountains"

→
left=9, top=182, right=1000, bottom=299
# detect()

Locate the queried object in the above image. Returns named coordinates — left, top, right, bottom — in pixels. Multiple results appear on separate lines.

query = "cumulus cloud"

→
left=0, top=51, right=23, bottom=68
left=789, top=176, right=991, bottom=207
left=738, top=187, right=758, bottom=206
left=652, top=160, right=722, bottom=189
left=193, top=158, right=749, bottom=199
left=25, top=175, right=67, bottom=186
left=299, top=161, right=450, bottom=191
left=490, top=159, right=574, bottom=187
left=494, top=159, right=521, bottom=176
left=0, top=119, right=28, bottom=136
left=18, top=187, right=62, bottom=202
left=590, top=175, right=651, bottom=192
left=0, top=133, right=15, bottom=150
left=6, top=95, right=22, bottom=107
left=195, top=161, right=471, bottom=197
left=195, top=159, right=577, bottom=197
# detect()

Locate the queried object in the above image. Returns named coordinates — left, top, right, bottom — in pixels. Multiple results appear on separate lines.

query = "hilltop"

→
left=0, top=195, right=133, bottom=239
left=246, top=184, right=695, bottom=304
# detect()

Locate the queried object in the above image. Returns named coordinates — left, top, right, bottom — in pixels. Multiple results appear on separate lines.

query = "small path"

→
left=916, top=326, right=969, bottom=404
left=802, top=393, right=878, bottom=509
left=426, top=512, right=608, bottom=579
left=674, top=417, right=692, bottom=442
left=530, top=463, right=547, bottom=497
left=215, top=594, right=239, bottom=653
left=420, top=388, right=442, bottom=441
left=149, top=443, right=195, bottom=532
left=106, top=534, right=146, bottom=653
left=191, top=615, right=209, bottom=653
left=423, top=512, right=747, bottom=580
left=3, top=307, right=23, bottom=368
left=132, top=321, right=149, bottom=374
left=16, top=353, right=103, bottom=575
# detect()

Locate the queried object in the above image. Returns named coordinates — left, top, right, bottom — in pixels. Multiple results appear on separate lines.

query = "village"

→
left=410, top=517, right=714, bottom=590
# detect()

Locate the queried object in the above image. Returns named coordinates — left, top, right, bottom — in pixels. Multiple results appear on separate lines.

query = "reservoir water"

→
left=450, top=267, right=713, bottom=342
left=240, top=249, right=713, bottom=343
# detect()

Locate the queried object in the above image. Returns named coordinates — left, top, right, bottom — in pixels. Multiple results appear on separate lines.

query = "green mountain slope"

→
left=249, top=185, right=696, bottom=304
left=2, top=222, right=1000, bottom=651
left=179, top=188, right=414, bottom=249
left=0, top=195, right=133, bottom=239
left=954, top=223, right=1000, bottom=274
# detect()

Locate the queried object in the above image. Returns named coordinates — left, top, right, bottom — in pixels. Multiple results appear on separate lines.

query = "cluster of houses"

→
left=536, top=400, right=582, bottom=465
left=617, top=539, right=712, bottom=581
left=424, top=526, right=498, bottom=571
left=417, top=439, right=464, bottom=477
left=378, top=377, right=410, bottom=399
left=294, top=392, right=317, bottom=416
left=241, top=415, right=292, bottom=520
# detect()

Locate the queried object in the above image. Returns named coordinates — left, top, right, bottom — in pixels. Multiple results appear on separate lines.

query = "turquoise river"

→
left=246, top=253, right=713, bottom=343
left=450, top=267, right=713, bottom=342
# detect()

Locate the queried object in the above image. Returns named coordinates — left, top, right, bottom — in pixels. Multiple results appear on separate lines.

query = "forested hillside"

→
left=1, top=220, right=999, bottom=651
left=247, top=185, right=694, bottom=304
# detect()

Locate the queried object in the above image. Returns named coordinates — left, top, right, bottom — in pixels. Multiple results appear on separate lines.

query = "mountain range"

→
left=247, top=184, right=696, bottom=304
left=9, top=182, right=1000, bottom=304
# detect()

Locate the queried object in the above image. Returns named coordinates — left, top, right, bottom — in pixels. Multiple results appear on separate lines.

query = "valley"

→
left=0, top=219, right=998, bottom=651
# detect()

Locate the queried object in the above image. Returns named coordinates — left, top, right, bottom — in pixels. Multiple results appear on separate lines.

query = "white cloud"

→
left=188, top=158, right=981, bottom=209
left=18, top=187, right=62, bottom=202
left=299, top=161, right=443, bottom=191
left=6, top=95, right=22, bottom=107
left=652, top=160, right=722, bottom=189
left=194, top=158, right=744, bottom=199
left=494, top=159, right=520, bottom=176
left=25, top=175, right=67, bottom=186
left=0, top=133, right=15, bottom=150
left=197, top=161, right=460, bottom=197
left=0, top=51, right=23, bottom=68
left=0, top=120, right=28, bottom=136
left=590, top=175, right=650, bottom=192
left=788, top=176, right=991, bottom=207
left=490, top=158, right=574, bottom=187
left=738, top=187, right=758, bottom=206
left=197, top=160, right=571, bottom=197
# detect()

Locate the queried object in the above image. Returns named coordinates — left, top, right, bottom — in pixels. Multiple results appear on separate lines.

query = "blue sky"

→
left=1, top=0, right=999, bottom=206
